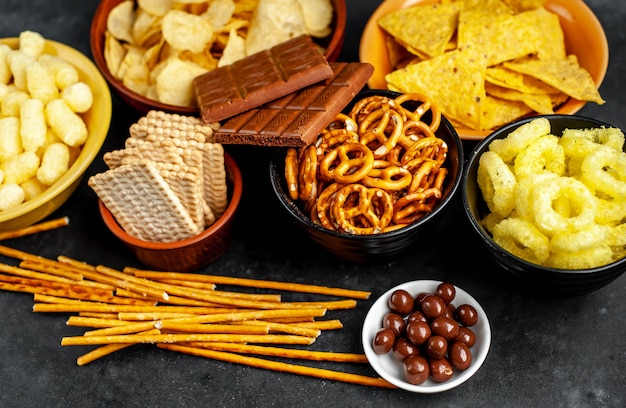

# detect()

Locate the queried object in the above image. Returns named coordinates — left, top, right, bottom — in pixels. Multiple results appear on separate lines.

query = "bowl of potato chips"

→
left=269, top=89, right=464, bottom=263
left=0, top=32, right=112, bottom=231
left=360, top=0, right=608, bottom=141
left=90, top=0, right=346, bottom=115
left=462, top=114, right=626, bottom=296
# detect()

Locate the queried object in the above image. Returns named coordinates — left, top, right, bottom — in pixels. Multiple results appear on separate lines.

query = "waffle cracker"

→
left=129, top=110, right=219, bottom=143
left=203, top=143, right=228, bottom=218
left=104, top=138, right=183, bottom=169
left=88, top=160, right=200, bottom=243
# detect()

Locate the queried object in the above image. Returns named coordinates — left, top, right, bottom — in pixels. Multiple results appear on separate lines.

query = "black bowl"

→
left=269, top=89, right=464, bottom=263
left=462, top=114, right=626, bottom=296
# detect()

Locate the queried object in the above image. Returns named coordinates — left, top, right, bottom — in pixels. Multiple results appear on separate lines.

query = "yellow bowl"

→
left=359, top=0, right=608, bottom=140
left=0, top=38, right=112, bottom=231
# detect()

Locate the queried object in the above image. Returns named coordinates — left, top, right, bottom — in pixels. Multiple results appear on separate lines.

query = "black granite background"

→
left=0, top=1, right=624, bottom=407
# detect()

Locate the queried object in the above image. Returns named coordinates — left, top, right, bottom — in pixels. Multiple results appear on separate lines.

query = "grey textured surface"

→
left=0, top=1, right=624, bottom=407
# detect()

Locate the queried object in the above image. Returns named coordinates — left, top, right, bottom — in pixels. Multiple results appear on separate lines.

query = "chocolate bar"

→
left=193, top=35, right=333, bottom=123
left=214, top=62, right=374, bottom=147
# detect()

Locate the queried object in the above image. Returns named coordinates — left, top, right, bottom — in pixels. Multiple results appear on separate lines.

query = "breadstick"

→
left=186, top=342, right=369, bottom=363
left=158, top=344, right=395, bottom=388
left=0, top=216, right=69, bottom=240
left=128, top=268, right=371, bottom=300
left=61, top=333, right=316, bottom=346
left=76, top=329, right=161, bottom=366
left=151, top=278, right=215, bottom=290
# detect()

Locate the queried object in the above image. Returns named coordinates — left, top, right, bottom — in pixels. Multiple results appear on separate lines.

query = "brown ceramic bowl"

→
left=98, top=153, right=243, bottom=272
left=90, top=0, right=347, bottom=115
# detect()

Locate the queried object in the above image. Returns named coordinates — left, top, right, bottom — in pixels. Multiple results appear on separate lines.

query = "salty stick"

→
left=0, top=217, right=69, bottom=241
left=76, top=329, right=161, bottom=366
left=185, top=342, right=369, bottom=363
left=158, top=344, right=395, bottom=388
left=127, top=268, right=371, bottom=300
left=61, top=333, right=316, bottom=346
left=157, top=322, right=269, bottom=335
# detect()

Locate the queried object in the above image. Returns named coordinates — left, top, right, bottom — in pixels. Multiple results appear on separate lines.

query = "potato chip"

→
left=203, top=0, right=236, bottom=31
left=245, top=0, right=307, bottom=55
left=107, top=0, right=136, bottom=44
left=155, top=57, right=207, bottom=106
left=162, top=9, right=214, bottom=53
left=218, top=28, right=246, bottom=68
left=132, top=8, right=161, bottom=48
left=296, top=0, right=333, bottom=38
left=378, top=2, right=461, bottom=59
left=104, top=32, right=128, bottom=79
left=504, top=55, right=605, bottom=104
left=137, top=0, right=173, bottom=17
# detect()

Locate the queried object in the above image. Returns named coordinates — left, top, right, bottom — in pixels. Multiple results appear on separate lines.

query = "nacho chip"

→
left=517, top=6, right=565, bottom=60
left=385, top=49, right=486, bottom=130
left=485, top=66, right=560, bottom=94
left=481, top=95, right=534, bottom=131
left=501, top=0, right=548, bottom=13
left=504, top=55, right=605, bottom=104
left=378, top=2, right=462, bottom=59
left=485, top=82, right=555, bottom=114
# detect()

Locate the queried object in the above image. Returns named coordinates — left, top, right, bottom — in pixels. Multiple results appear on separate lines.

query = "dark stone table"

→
left=0, top=1, right=624, bottom=407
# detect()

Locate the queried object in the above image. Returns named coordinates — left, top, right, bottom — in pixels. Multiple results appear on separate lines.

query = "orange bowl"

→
left=90, top=0, right=347, bottom=116
left=98, top=153, right=243, bottom=272
left=359, top=0, right=608, bottom=140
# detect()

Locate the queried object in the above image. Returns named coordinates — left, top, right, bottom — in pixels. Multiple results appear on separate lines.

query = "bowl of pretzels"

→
left=270, top=89, right=464, bottom=263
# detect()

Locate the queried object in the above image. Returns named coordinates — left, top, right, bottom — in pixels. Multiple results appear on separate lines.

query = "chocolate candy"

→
left=372, top=328, right=395, bottom=355
left=403, top=355, right=430, bottom=385
left=429, top=358, right=454, bottom=383
left=455, top=304, right=479, bottom=326
left=194, top=35, right=333, bottom=123
left=449, top=341, right=472, bottom=370
left=383, top=312, right=406, bottom=337
left=388, top=289, right=414, bottom=315
left=213, top=62, right=374, bottom=146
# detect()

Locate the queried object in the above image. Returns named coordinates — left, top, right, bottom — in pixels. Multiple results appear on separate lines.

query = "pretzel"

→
left=284, top=147, right=300, bottom=200
left=319, top=143, right=374, bottom=183
left=285, top=93, right=450, bottom=235
left=331, top=184, right=393, bottom=234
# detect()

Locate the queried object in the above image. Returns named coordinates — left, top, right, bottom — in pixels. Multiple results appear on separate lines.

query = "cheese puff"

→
left=0, top=169, right=3, bottom=183
left=0, top=116, right=22, bottom=161
left=20, top=177, right=46, bottom=200
left=45, top=99, right=88, bottom=146
left=6, top=50, right=36, bottom=91
left=0, top=183, right=25, bottom=211
left=19, top=30, right=46, bottom=58
left=26, top=60, right=59, bottom=104
left=1, top=151, right=40, bottom=185
left=35, top=128, right=62, bottom=157
left=1, top=88, right=29, bottom=117
left=37, top=142, right=70, bottom=186
left=61, top=81, right=93, bottom=113
left=0, top=44, right=12, bottom=84
left=20, top=98, right=47, bottom=152
left=38, top=54, right=79, bottom=90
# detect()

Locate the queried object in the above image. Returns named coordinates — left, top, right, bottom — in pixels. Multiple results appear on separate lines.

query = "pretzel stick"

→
left=61, top=333, right=316, bottom=346
left=186, top=342, right=368, bottom=363
left=84, top=321, right=158, bottom=337
left=146, top=308, right=327, bottom=326
left=117, top=310, right=252, bottom=321
left=0, top=274, right=109, bottom=295
left=157, top=322, right=269, bottom=335
left=32, top=303, right=244, bottom=314
left=158, top=344, right=395, bottom=388
left=67, top=316, right=135, bottom=328
left=18, top=260, right=83, bottom=281
left=0, top=216, right=69, bottom=241
left=128, top=268, right=371, bottom=300
left=0, top=263, right=84, bottom=285
left=231, top=320, right=321, bottom=338
left=56, top=255, right=96, bottom=271
left=114, top=288, right=224, bottom=307
left=288, top=320, right=344, bottom=330
left=79, top=312, right=119, bottom=319
left=76, top=329, right=161, bottom=366
left=153, top=278, right=216, bottom=290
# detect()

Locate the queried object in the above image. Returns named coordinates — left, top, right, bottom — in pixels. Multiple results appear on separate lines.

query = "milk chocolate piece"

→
left=194, top=35, right=333, bottom=122
left=214, top=62, right=374, bottom=147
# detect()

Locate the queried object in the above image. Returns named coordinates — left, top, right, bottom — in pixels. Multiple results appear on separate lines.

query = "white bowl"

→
left=362, top=280, right=491, bottom=393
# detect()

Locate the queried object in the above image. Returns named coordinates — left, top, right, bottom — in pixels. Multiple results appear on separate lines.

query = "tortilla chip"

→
left=501, top=0, right=548, bottom=13
left=378, top=2, right=462, bottom=59
left=485, top=66, right=560, bottom=94
left=517, top=7, right=565, bottom=60
left=504, top=55, right=605, bottom=104
left=481, top=95, right=534, bottom=131
left=485, top=82, right=555, bottom=114
left=385, top=49, right=487, bottom=130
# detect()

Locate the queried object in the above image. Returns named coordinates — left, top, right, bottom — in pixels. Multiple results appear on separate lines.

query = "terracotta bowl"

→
left=269, top=89, right=464, bottom=263
left=0, top=38, right=112, bottom=231
left=359, top=0, right=608, bottom=141
left=462, top=114, right=626, bottom=296
left=90, top=0, right=347, bottom=115
left=99, top=153, right=243, bottom=272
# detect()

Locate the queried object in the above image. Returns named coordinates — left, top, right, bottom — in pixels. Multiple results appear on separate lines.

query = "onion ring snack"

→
left=284, top=93, right=450, bottom=235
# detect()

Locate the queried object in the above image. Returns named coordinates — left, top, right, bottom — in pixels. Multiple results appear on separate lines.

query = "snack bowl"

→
left=362, top=280, right=491, bottom=393
left=90, top=0, right=347, bottom=115
left=269, top=89, right=464, bottom=263
left=462, top=114, right=626, bottom=296
left=0, top=38, right=112, bottom=231
left=98, top=153, right=243, bottom=272
left=359, top=0, right=608, bottom=141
